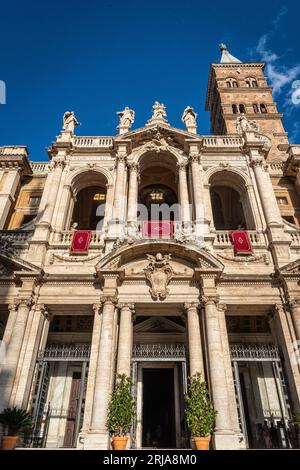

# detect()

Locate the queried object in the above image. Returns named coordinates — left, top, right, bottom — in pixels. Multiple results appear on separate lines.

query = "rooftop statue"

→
left=63, top=111, right=79, bottom=134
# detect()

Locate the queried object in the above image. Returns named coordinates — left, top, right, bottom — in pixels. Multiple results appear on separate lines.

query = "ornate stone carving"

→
left=117, top=302, right=135, bottom=312
left=63, top=111, right=79, bottom=133
left=116, top=107, right=135, bottom=135
left=236, top=114, right=259, bottom=133
left=100, top=295, right=118, bottom=306
left=144, top=253, right=174, bottom=300
left=146, top=101, right=169, bottom=126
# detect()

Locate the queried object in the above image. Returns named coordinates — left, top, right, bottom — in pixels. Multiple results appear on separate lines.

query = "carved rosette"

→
left=144, top=253, right=174, bottom=300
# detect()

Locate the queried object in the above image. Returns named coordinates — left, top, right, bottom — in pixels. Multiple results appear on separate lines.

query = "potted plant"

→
left=0, top=407, right=34, bottom=450
left=185, top=373, right=217, bottom=450
left=107, top=374, right=135, bottom=450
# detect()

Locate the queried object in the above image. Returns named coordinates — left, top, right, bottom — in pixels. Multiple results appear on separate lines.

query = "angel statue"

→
left=182, top=106, right=197, bottom=134
left=117, top=106, right=135, bottom=134
left=63, top=111, right=80, bottom=133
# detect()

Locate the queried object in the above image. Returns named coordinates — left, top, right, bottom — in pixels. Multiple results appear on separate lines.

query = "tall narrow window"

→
left=239, top=104, right=246, bottom=114
left=253, top=104, right=259, bottom=113
left=260, top=103, right=267, bottom=113
left=232, top=104, right=238, bottom=114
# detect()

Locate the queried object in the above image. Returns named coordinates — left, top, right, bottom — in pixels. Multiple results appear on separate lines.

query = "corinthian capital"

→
left=201, top=295, right=219, bottom=306
left=184, top=302, right=199, bottom=312
left=100, top=295, right=118, bottom=306
left=118, top=302, right=135, bottom=312
left=177, top=162, right=188, bottom=173
left=189, top=153, right=200, bottom=164
left=14, top=297, right=33, bottom=309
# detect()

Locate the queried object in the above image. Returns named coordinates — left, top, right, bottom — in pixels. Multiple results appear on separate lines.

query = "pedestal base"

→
left=82, top=431, right=110, bottom=450
left=212, top=431, right=240, bottom=450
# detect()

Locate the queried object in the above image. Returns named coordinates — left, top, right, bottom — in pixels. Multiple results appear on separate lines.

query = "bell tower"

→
left=205, top=44, right=289, bottom=160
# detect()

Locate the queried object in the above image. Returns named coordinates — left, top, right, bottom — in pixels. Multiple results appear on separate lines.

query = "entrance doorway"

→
left=142, top=368, right=176, bottom=448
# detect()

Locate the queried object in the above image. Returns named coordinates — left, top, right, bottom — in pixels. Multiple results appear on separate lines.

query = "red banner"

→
left=230, top=231, right=252, bottom=254
left=142, top=221, right=174, bottom=239
left=70, top=231, right=92, bottom=254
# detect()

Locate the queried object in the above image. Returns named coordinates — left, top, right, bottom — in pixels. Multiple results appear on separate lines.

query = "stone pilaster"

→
left=13, top=304, right=50, bottom=408
left=108, top=142, right=128, bottom=238
left=0, top=168, right=21, bottom=229
left=127, top=164, right=139, bottom=238
left=184, top=302, right=204, bottom=377
left=289, top=299, right=300, bottom=341
left=177, top=162, right=191, bottom=230
left=203, top=297, right=239, bottom=449
left=116, top=303, right=135, bottom=377
left=84, top=295, right=117, bottom=449
left=0, top=297, right=32, bottom=410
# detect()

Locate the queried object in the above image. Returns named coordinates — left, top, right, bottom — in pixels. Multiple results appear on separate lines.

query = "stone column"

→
left=127, top=164, right=139, bottom=238
left=80, top=304, right=102, bottom=438
left=250, top=157, right=282, bottom=226
left=40, top=157, right=65, bottom=228
left=116, top=303, right=135, bottom=377
left=0, top=168, right=21, bottom=229
left=189, top=153, right=204, bottom=241
left=13, top=304, right=50, bottom=408
left=85, top=296, right=117, bottom=449
left=53, top=183, right=71, bottom=232
left=289, top=299, right=300, bottom=341
left=0, top=298, right=32, bottom=410
left=113, top=155, right=126, bottom=223
left=203, top=297, right=238, bottom=449
left=177, top=163, right=191, bottom=229
left=1, top=304, right=18, bottom=345
left=184, top=302, right=204, bottom=377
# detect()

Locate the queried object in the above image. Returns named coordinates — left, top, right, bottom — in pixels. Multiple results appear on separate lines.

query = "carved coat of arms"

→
left=144, top=253, right=173, bottom=300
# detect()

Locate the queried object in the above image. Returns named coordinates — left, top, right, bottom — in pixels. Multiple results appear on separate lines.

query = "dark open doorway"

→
left=142, top=368, right=176, bottom=448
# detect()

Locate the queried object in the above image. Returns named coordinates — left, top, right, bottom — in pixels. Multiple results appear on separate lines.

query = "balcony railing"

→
left=214, top=230, right=265, bottom=248
left=202, top=136, right=244, bottom=148
left=73, top=136, right=113, bottom=147
left=30, top=162, right=50, bottom=174
left=0, top=230, right=33, bottom=244
left=53, top=230, right=104, bottom=245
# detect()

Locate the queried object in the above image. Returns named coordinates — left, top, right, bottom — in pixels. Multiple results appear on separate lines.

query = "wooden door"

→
left=63, top=371, right=81, bottom=447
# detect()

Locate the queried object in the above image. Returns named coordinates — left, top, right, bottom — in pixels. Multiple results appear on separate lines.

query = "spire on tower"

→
left=219, top=43, right=241, bottom=63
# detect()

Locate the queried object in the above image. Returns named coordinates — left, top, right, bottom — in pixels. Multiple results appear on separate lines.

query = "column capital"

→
left=100, top=295, right=118, bottom=306
left=184, top=301, right=199, bottom=312
left=201, top=295, right=219, bottom=306
left=128, top=162, right=139, bottom=172
left=116, top=154, right=127, bottom=164
left=250, top=157, right=268, bottom=171
left=36, top=303, right=52, bottom=321
left=8, top=303, right=17, bottom=313
left=177, top=162, right=188, bottom=172
left=117, top=302, right=135, bottom=311
left=273, top=303, right=285, bottom=316
left=189, top=153, right=201, bottom=164
left=289, top=298, right=300, bottom=309
left=14, top=297, right=33, bottom=309
left=93, top=303, right=101, bottom=315
left=50, top=157, right=66, bottom=170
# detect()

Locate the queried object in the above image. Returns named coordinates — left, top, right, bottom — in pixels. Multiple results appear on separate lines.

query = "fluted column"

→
left=189, top=153, right=204, bottom=240
left=127, top=164, right=139, bottom=237
left=0, top=168, right=21, bottom=229
left=0, top=298, right=32, bottom=410
left=250, top=157, right=282, bottom=226
left=113, top=155, right=127, bottom=223
left=177, top=163, right=191, bottom=228
left=289, top=298, right=300, bottom=341
left=204, top=297, right=237, bottom=448
left=116, top=303, right=135, bottom=377
left=88, top=296, right=117, bottom=448
left=41, top=157, right=65, bottom=227
left=81, top=304, right=102, bottom=434
left=184, top=302, right=204, bottom=377
left=13, top=304, right=50, bottom=408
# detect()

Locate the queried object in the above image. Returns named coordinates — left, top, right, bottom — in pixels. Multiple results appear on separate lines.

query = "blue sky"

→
left=0, top=0, right=299, bottom=161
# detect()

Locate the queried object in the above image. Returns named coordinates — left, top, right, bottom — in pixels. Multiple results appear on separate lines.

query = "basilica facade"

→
left=0, top=45, right=300, bottom=450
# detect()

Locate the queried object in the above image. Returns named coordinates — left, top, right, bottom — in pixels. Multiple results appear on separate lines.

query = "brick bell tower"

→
left=205, top=44, right=289, bottom=160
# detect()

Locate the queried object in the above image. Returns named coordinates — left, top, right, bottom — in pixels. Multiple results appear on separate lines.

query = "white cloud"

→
left=290, top=121, right=300, bottom=143
left=254, top=8, right=300, bottom=97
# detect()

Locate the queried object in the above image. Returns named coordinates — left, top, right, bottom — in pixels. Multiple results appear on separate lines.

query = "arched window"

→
left=260, top=103, right=267, bottom=113
left=226, top=78, right=238, bottom=88
left=253, top=103, right=259, bottom=113
left=232, top=104, right=238, bottom=114
left=239, top=104, right=246, bottom=114
left=246, top=77, right=258, bottom=88
left=72, top=186, right=107, bottom=230
left=209, top=171, right=256, bottom=231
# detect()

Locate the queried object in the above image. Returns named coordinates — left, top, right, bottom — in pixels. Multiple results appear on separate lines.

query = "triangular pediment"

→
left=278, top=259, right=300, bottom=276
left=0, top=252, right=42, bottom=277
left=134, top=316, right=185, bottom=333
left=115, top=123, right=199, bottom=152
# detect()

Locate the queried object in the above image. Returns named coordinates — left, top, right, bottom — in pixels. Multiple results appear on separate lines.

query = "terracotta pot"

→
left=113, top=436, right=128, bottom=450
left=2, top=436, right=19, bottom=450
left=193, top=436, right=210, bottom=450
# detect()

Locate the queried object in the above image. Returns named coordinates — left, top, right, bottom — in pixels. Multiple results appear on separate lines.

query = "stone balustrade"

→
left=73, top=137, right=113, bottom=147
left=214, top=230, right=265, bottom=247
left=0, top=230, right=33, bottom=243
left=53, top=230, right=103, bottom=246
left=30, top=162, right=50, bottom=173
left=202, top=136, right=244, bottom=148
